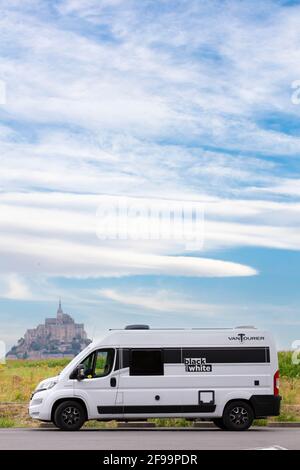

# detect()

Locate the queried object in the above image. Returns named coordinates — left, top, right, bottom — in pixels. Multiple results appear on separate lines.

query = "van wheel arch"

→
left=51, top=398, right=88, bottom=424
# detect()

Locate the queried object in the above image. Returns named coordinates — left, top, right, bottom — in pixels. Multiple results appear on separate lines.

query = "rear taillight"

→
left=274, top=370, right=280, bottom=396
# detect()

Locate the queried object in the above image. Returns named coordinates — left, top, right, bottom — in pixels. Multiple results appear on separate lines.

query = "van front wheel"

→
left=54, top=400, right=86, bottom=431
left=223, top=401, right=254, bottom=431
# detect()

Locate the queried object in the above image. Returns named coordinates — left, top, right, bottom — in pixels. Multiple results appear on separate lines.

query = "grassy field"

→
left=0, top=358, right=70, bottom=403
left=0, top=352, right=299, bottom=427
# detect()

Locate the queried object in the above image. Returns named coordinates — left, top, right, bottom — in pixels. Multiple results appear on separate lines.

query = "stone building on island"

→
left=7, top=300, right=91, bottom=359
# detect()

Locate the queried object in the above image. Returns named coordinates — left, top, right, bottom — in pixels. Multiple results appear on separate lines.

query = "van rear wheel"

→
left=54, top=400, right=86, bottom=431
left=223, top=401, right=254, bottom=431
left=213, top=418, right=227, bottom=430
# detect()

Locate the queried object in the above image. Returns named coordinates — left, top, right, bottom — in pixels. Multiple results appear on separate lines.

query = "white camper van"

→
left=29, top=325, right=281, bottom=431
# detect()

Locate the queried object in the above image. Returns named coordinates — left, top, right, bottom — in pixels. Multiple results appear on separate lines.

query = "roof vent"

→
left=125, top=324, right=150, bottom=330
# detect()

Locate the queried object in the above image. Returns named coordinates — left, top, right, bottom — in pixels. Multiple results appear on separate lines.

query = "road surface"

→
left=0, top=427, right=299, bottom=450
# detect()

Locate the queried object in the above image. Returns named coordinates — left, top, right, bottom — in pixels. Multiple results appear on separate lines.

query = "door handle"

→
left=110, top=377, right=117, bottom=387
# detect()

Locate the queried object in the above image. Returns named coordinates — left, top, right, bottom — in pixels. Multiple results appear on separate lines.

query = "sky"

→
left=0, top=0, right=300, bottom=350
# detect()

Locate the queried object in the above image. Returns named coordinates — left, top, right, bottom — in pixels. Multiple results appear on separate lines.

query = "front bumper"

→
left=29, top=397, right=45, bottom=420
left=28, top=390, right=52, bottom=421
left=250, top=395, right=281, bottom=418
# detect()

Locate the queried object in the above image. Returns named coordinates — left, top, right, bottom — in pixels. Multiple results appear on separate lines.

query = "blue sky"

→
left=0, top=0, right=300, bottom=350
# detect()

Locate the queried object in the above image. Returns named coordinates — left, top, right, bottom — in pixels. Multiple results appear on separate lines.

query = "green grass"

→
left=278, top=351, right=300, bottom=378
left=5, top=359, right=70, bottom=369
left=0, top=417, right=16, bottom=428
left=0, top=359, right=70, bottom=402
left=83, top=420, right=117, bottom=429
left=149, top=418, right=193, bottom=427
left=274, top=411, right=299, bottom=422
left=253, top=419, right=268, bottom=426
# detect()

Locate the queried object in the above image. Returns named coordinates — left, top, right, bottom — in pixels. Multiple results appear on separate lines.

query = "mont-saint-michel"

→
left=7, top=301, right=91, bottom=359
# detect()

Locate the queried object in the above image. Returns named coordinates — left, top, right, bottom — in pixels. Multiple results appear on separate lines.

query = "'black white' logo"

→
left=184, top=357, right=212, bottom=372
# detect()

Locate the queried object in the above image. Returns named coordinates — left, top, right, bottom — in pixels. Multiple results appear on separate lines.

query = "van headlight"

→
left=34, top=380, right=57, bottom=394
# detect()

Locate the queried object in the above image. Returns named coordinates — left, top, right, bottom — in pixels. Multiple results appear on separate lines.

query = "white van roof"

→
left=89, top=325, right=271, bottom=349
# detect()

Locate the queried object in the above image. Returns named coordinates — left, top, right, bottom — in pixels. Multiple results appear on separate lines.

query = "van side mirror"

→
left=76, top=364, right=85, bottom=381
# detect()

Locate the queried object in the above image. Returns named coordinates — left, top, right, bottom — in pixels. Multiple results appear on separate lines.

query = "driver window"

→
left=94, top=349, right=114, bottom=378
left=80, top=349, right=115, bottom=379
left=81, top=352, right=94, bottom=378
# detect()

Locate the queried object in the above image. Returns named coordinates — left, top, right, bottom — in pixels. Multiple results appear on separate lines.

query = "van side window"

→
left=130, top=349, right=164, bottom=376
left=74, top=349, right=115, bottom=379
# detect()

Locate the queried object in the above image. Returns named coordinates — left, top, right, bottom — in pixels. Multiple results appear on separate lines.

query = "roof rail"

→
left=125, top=324, right=150, bottom=330
left=235, top=325, right=256, bottom=329
left=109, top=327, right=234, bottom=331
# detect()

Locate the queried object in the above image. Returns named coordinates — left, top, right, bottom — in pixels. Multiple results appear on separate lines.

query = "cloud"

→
left=253, top=178, right=300, bottom=197
left=0, top=231, right=257, bottom=278
left=0, top=274, right=32, bottom=300
left=1, top=0, right=300, bottom=153
left=1, top=192, right=299, bottom=255
left=98, top=288, right=224, bottom=315
left=0, top=0, right=300, bottom=298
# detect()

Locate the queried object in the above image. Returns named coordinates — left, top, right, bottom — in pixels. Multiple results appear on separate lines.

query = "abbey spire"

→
left=57, top=298, right=63, bottom=320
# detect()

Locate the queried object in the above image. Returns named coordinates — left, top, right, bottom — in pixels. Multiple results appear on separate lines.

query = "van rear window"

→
left=130, top=349, right=164, bottom=376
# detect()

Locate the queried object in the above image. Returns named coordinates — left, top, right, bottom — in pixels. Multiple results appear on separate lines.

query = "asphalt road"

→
left=0, top=427, right=299, bottom=450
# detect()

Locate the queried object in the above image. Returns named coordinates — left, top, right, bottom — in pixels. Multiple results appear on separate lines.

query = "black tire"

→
left=213, top=418, right=227, bottom=430
left=223, top=400, right=254, bottom=431
left=54, top=400, right=86, bottom=431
